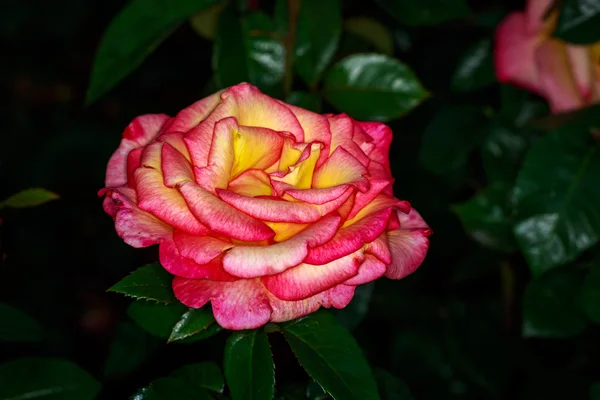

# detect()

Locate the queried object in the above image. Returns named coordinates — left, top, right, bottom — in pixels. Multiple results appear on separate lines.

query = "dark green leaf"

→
left=323, top=54, right=428, bottom=121
left=295, top=0, right=342, bottom=87
left=130, top=377, right=212, bottom=400
left=373, top=368, right=414, bottom=400
left=285, top=91, right=322, bottom=112
left=282, top=310, right=381, bottom=400
left=373, top=0, right=471, bottom=26
left=420, top=105, right=486, bottom=184
left=171, top=362, right=225, bottom=393
left=104, top=322, right=155, bottom=377
left=500, top=85, right=550, bottom=127
left=306, top=381, right=328, bottom=400
left=0, top=188, right=58, bottom=209
left=453, top=183, right=517, bottom=253
left=451, top=38, right=495, bottom=92
left=0, top=303, right=43, bottom=342
left=87, top=0, right=218, bottom=103
left=523, top=267, right=587, bottom=338
left=591, top=382, right=600, bottom=400
left=343, top=17, right=393, bottom=56
left=224, top=330, right=274, bottom=400
left=332, top=283, right=374, bottom=331
left=513, top=129, right=600, bottom=275
left=581, top=265, right=600, bottom=323
left=482, top=119, right=530, bottom=183
left=109, top=263, right=176, bottom=304
left=168, top=307, right=216, bottom=343
left=0, top=358, right=100, bottom=400
left=213, top=5, right=247, bottom=88
left=127, top=301, right=187, bottom=339
left=555, top=0, right=600, bottom=44
left=189, top=4, right=221, bottom=40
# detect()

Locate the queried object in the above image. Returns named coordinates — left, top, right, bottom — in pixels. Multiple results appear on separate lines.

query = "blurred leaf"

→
left=224, top=330, right=274, bottom=400
left=591, top=382, right=600, bottom=400
left=128, top=301, right=187, bottom=339
left=0, top=303, right=43, bottom=342
left=420, top=105, right=486, bottom=184
left=214, top=7, right=285, bottom=96
left=0, top=358, right=100, bottom=400
left=104, top=322, right=154, bottom=377
left=285, top=91, right=322, bottom=112
left=0, top=188, right=58, bottom=209
left=451, top=38, right=495, bottom=92
left=171, top=362, right=225, bottom=393
left=189, top=4, right=222, bottom=40
left=500, top=85, right=550, bottom=127
left=343, top=17, right=394, bottom=56
left=323, top=54, right=428, bottom=121
left=295, top=0, right=342, bottom=87
left=86, top=0, right=218, bottom=104
left=581, top=265, right=600, bottom=323
left=373, top=368, right=414, bottom=400
left=332, top=282, right=374, bottom=331
left=306, top=381, right=329, bottom=400
left=482, top=119, right=530, bottom=183
left=282, top=310, right=380, bottom=400
left=109, top=263, right=176, bottom=304
left=453, top=183, right=517, bottom=253
left=373, top=0, right=471, bottom=26
left=513, top=129, right=600, bottom=275
left=168, top=307, right=217, bottom=343
left=523, top=267, right=587, bottom=338
left=528, top=103, right=600, bottom=132
left=130, top=377, right=212, bottom=400
left=555, top=0, right=600, bottom=44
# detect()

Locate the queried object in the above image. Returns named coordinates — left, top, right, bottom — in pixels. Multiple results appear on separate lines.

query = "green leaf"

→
left=373, top=0, right=471, bottom=26
left=214, top=7, right=285, bottom=96
left=555, top=0, right=600, bottom=44
left=0, top=358, right=100, bottom=400
left=343, top=17, right=394, bottom=56
left=104, top=322, right=155, bottom=377
left=373, top=368, right=414, bottom=400
left=130, top=377, right=213, bottom=400
left=0, top=303, right=43, bottom=342
left=171, top=362, right=225, bottom=393
left=451, top=38, right=495, bottom=92
left=86, top=0, right=218, bottom=104
left=500, top=85, right=549, bottom=127
left=580, top=265, right=600, bottom=323
left=420, top=105, right=486, bottom=184
left=0, top=188, right=58, bottom=209
left=323, top=54, right=428, bottom=121
left=224, top=330, right=274, bottom=400
left=189, top=4, right=221, bottom=40
left=285, top=91, right=322, bottom=113
left=523, top=267, right=588, bottom=338
left=453, top=183, right=517, bottom=253
left=282, top=310, right=381, bottom=400
left=481, top=119, right=530, bottom=183
left=332, top=283, right=374, bottom=331
left=168, top=307, right=217, bottom=343
left=127, top=301, right=187, bottom=339
left=513, top=129, right=600, bottom=275
left=591, top=382, right=600, bottom=400
left=109, top=263, right=176, bottom=304
left=295, top=0, right=342, bottom=87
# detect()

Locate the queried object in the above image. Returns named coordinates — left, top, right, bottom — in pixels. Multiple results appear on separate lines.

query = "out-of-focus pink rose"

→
left=100, top=83, right=431, bottom=330
left=494, top=0, right=600, bottom=113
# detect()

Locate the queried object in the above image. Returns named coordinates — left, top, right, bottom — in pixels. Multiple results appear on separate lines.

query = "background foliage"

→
left=1, top=0, right=600, bottom=399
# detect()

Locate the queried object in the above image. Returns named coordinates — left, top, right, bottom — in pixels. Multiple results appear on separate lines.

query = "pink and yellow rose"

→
left=101, top=83, right=431, bottom=330
left=494, top=0, right=600, bottom=112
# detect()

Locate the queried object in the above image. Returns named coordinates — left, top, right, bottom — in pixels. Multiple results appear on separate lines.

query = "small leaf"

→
left=453, top=183, right=517, bottom=253
left=373, top=368, right=415, bottom=400
left=87, top=0, right=219, bottom=104
left=0, top=357, right=100, bottom=400
left=109, top=263, right=176, bottom=304
left=555, top=0, right=600, bottom=44
left=295, top=0, right=342, bottom=87
left=171, top=362, right=225, bottom=393
left=104, top=322, right=156, bottom=377
left=323, top=53, right=428, bottom=121
left=128, top=301, right=187, bottom=339
left=481, top=119, right=530, bottom=183
left=130, top=377, right=213, bottom=400
left=282, top=310, right=381, bottom=400
left=0, top=303, right=43, bottom=342
left=513, top=128, right=600, bottom=275
left=332, top=282, right=374, bottom=331
left=168, top=307, right=217, bottom=343
left=224, top=330, right=274, bottom=400
left=0, top=188, right=58, bottom=209
left=523, top=267, right=587, bottom=338
left=343, top=17, right=394, bottom=56
left=373, top=0, right=471, bottom=26
left=580, top=265, right=600, bottom=323
left=189, top=5, right=221, bottom=40
left=285, top=91, right=322, bottom=112
left=451, top=38, right=495, bottom=92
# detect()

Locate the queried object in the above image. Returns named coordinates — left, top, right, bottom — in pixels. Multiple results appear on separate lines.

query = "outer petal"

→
left=194, top=117, right=236, bottom=191
left=222, top=213, right=342, bottom=278
left=327, top=115, right=371, bottom=167
left=281, top=102, right=331, bottom=167
left=105, top=114, right=170, bottom=187
left=162, top=142, right=194, bottom=188
left=173, top=277, right=272, bottom=330
left=358, top=122, right=392, bottom=173
left=160, top=239, right=237, bottom=281
left=525, top=0, right=554, bottom=34
left=173, top=230, right=234, bottom=265
left=165, top=91, right=223, bottom=133
left=344, top=254, right=387, bottom=285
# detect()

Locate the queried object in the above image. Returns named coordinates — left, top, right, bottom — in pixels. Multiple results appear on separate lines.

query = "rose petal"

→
left=231, top=125, right=285, bottom=177
left=359, top=122, right=393, bottom=173
left=162, top=142, right=194, bottom=188
left=313, top=146, right=369, bottom=192
left=228, top=169, right=273, bottom=197
left=385, top=228, right=431, bottom=280
left=271, top=143, right=321, bottom=189
left=364, top=233, right=392, bottom=264
left=327, top=114, right=371, bottom=167
left=282, top=102, right=331, bottom=167
left=160, top=239, right=237, bottom=280
left=567, top=45, right=594, bottom=101
left=525, top=0, right=554, bottom=34
left=173, top=230, right=234, bottom=265
left=165, top=91, right=223, bottom=133
left=344, top=254, right=387, bottom=285
left=194, top=117, right=236, bottom=191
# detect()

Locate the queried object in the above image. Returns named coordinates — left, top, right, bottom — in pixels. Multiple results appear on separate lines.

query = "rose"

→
left=101, top=83, right=431, bottom=330
left=494, top=0, right=600, bottom=113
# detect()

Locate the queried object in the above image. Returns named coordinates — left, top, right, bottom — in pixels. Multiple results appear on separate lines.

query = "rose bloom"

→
left=101, top=83, right=431, bottom=330
left=495, top=0, right=600, bottom=113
